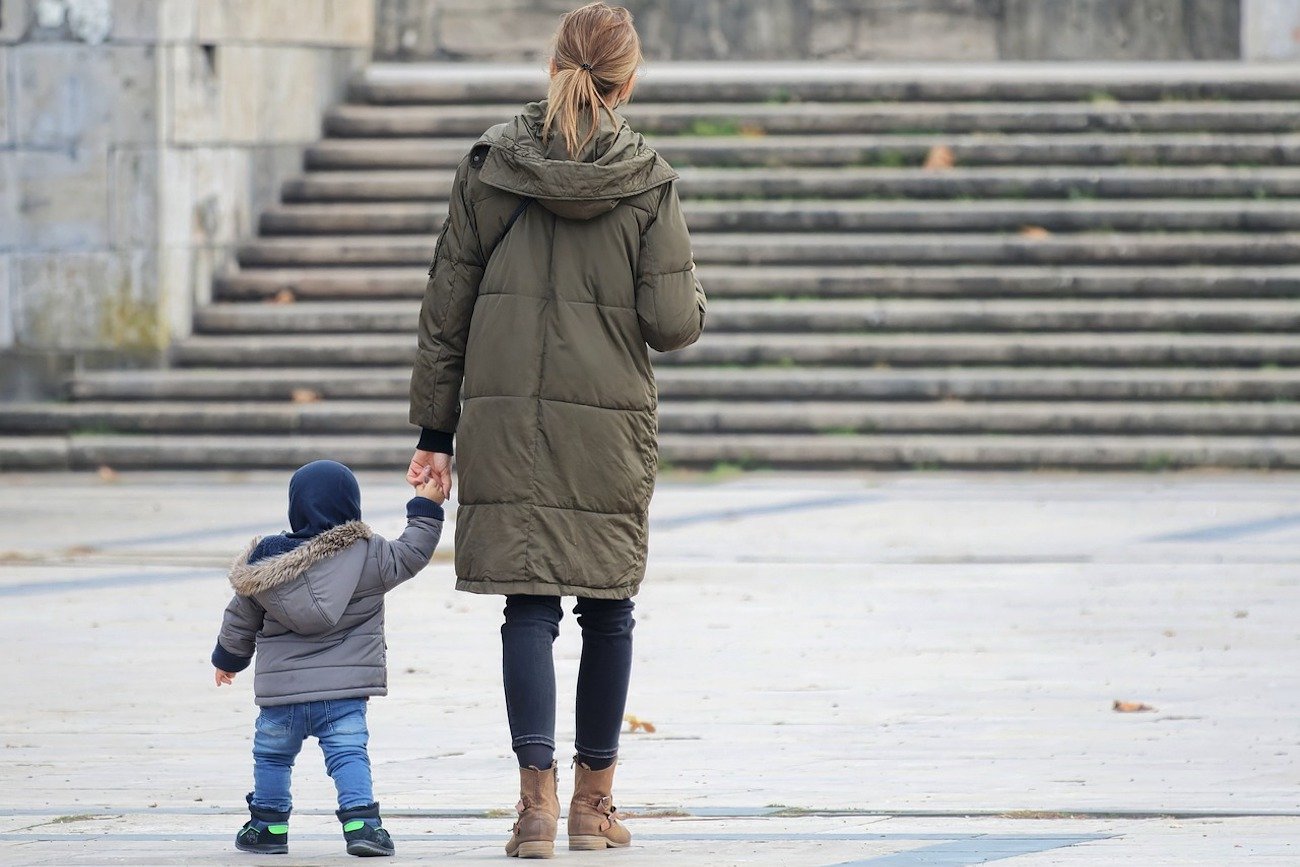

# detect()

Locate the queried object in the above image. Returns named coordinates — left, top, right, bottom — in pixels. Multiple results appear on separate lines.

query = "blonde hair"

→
left=542, top=3, right=642, bottom=158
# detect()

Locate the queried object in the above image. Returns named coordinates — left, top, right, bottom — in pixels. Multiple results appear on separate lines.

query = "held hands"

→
left=408, top=450, right=452, bottom=500
left=214, top=669, right=235, bottom=687
left=415, top=471, right=447, bottom=504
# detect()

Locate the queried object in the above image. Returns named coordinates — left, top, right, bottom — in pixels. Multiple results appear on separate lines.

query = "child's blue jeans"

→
left=250, top=698, right=372, bottom=813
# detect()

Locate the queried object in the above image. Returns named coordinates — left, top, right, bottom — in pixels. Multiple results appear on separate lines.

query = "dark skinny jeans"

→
left=501, top=594, right=635, bottom=770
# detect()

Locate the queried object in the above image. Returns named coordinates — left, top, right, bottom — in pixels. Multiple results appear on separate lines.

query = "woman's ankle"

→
left=515, top=743, right=555, bottom=770
left=575, top=753, right=615, bottom=771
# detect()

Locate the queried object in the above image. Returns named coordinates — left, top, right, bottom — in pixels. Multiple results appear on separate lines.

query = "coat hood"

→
left=229, top=521, right=373, bottom=634
left=476, top=100, right=678, bottom=221
left=287, top=460, right=361, bottom=539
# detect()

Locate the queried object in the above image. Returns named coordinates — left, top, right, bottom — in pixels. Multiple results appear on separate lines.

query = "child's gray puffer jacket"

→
left=214, top=508, right=442, bottom=707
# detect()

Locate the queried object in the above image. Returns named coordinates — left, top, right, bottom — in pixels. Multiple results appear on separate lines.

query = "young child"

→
left=211, top=459, right=445, bottom=857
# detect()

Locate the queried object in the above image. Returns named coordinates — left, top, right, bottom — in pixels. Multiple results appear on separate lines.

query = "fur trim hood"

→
left=229, top=521, right=372, bottom=596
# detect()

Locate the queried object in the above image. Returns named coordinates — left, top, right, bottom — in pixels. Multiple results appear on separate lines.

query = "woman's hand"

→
left=408, top=449, right=453, bottom=500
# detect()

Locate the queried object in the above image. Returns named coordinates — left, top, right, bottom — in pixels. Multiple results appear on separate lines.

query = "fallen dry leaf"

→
left=96, top=465, right=119, bottom=483
left=271, top=289, right=296, bottom=305
left=1018, top=225, right=1052, bottom=239
left=1113, top=700, right=1156, bottom=713
left=290, top=388, right=321, bottom=404
left=739, top=123, right=767, bottom=138
left=623, top=714, right=656, bottom=734
left=922, top=144, right=955, bottom=171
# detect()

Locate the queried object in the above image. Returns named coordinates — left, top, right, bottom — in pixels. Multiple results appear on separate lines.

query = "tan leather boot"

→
left=568, top=757, right=632, bottom=850
left=505, top=762, right=559, bottom=859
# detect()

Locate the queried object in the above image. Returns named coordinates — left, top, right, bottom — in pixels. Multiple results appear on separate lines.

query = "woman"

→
left=406, top=2, right=706, bottom=859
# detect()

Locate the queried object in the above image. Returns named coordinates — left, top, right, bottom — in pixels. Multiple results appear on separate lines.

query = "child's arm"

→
left=374, top=477, right=445, bottom=592
left=211, top=593, right=263, bottom=683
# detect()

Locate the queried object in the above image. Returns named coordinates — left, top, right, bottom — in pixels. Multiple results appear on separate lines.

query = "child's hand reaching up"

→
left=215, top=669, right=235, bottom=687
left=416, top=472, right=446, bottom=505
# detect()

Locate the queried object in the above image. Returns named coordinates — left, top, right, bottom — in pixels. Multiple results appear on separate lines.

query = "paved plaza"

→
left=1, top=470, right=1298, bottom=864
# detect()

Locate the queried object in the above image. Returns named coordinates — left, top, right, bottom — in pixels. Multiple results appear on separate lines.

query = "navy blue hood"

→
left=249, top=461, right=362, bottom=564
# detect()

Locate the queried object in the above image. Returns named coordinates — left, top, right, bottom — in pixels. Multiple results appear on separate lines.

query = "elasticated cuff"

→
left=211, top=642, right=253, bottom=673
left=406, top=496, right=445, bottom=521
left=417, top=428, right=454, bottom=455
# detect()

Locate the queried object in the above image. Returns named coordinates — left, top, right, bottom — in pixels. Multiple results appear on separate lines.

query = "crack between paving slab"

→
left=3, top=807, right=1299, bottom=819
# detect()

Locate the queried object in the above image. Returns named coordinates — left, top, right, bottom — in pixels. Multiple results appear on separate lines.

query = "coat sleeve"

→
left=212, top=594, right=263, bottom=672
left=372, top=498, right=445, bottom=593
left=635, top=182, right=707, bottom=352
left=410, top=157, right=486, bottom=434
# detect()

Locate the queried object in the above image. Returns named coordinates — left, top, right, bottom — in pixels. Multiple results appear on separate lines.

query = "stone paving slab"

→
left=1, top=471, right=1299, bottom=864
left=0, top=813, right=1295, bottom=864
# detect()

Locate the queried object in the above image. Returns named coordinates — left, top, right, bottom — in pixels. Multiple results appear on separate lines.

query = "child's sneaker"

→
left=337, top=802, right=395, bottom=857
left=235, top=793, right=289, bottom=854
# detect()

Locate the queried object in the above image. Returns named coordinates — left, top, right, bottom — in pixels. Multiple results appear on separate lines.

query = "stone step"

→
left=655, top=433, right=1300, bottom=470
left=259, top=199, right=1300, bottom=236
left=235, top=232, right=1300, bottom=268
left=5, top=431, right=1298, bottom=471
left=194, top=299, right=1300, bottom=335
left=349, top=62, right=1300, bottom=104
left=304, top=134, right=1300, bottom=170
left=324, top=101, right=1300, bottom=137
left=697, top=265, right=1300, bottom=299
left=666, top=333, right=1300, bottom=367
left=261, top=203, right=444, bottom=235
left=0, top=437, right=72, bottom=471
left=215, top=268, right=422, bottom=300
left=170, top=332, right=1300, bottom=369
left=213, top=265, right=1300, bottom=302
left=8, top=400, right=1300, bottom=437
left=280, top=166, right=1300, bottom=203
left=69, top=366, right=1300, bottom=403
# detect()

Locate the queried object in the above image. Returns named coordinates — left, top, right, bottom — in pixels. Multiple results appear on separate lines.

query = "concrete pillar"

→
left=0, top=0, right=373, bottom=395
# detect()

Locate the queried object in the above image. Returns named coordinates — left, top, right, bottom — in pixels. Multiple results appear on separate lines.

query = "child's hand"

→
left=416, top=473, right=446, bottom=504
left=215, top=669, right=235, bottom=687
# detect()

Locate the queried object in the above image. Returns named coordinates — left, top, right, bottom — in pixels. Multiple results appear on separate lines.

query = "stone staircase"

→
left=7, top=63, right=1300, bottom=470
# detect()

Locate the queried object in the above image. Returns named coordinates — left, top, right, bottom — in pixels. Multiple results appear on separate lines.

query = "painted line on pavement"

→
left=653, top=493, right=879, bottom=531
left=1145, top=511, right=1300, bottom=543
left=28, top=492, right=873, bottom=559
left=0, top=568, right=221, bottom=598
left=835, top=834, right=1111, bottom=865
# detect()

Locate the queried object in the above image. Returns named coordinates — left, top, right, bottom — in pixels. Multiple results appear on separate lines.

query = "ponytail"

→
left=542, top=3, right=642, bottom=158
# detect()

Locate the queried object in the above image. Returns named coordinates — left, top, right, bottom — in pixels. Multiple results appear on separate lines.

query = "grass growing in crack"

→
left=50, top=814, right=109, bottom=824
left=1141, top=452, right=1176, bottom=472
left=705, top=461, right=746, bottom=480
left=683, top=118, right=744, bottom=137
left=857, top=149, right=910, bottom=169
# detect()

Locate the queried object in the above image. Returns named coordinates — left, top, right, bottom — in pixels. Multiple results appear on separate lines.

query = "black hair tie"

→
left=580, top=62, right=592, bottom=70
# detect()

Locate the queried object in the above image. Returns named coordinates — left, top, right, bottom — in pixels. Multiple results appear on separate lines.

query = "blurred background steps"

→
left=6, top=63, right=1300, bottom=471
left=258, top=200, right=1300, bottom=235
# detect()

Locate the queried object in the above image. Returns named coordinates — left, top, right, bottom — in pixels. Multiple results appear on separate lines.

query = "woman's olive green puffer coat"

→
left=409, top=100, right=707, bottom=599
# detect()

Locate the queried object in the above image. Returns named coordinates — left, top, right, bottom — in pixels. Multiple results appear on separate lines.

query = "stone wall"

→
left=0, top=0, right=372, bottom=394
left=1001, top=0, right=1240, bottom=60
left=1242, top=0, right=1300, bottom=58
left=374, top=0, right=1300, bottom=61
